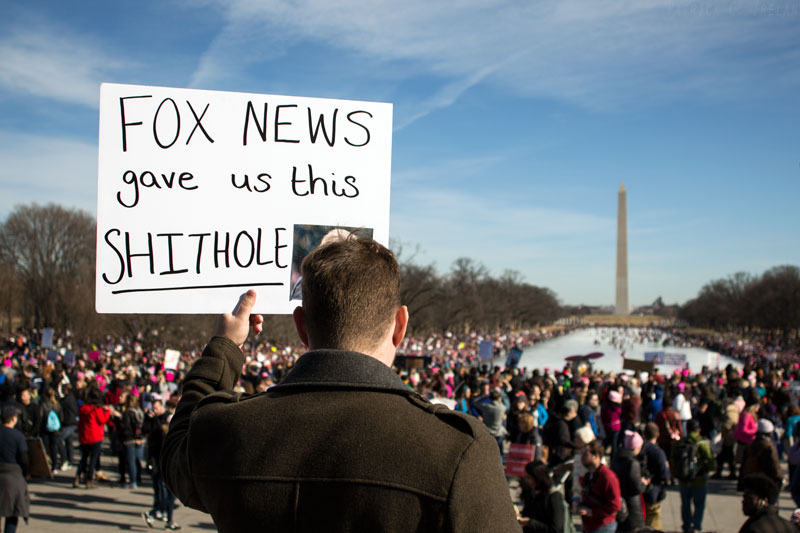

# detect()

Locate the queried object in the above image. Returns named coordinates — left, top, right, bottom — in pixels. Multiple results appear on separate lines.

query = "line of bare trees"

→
left=678, top=266, right=800, bottom=339
left=399, top=255, right=561, bottom=334
left=0, top=204, right=563, bottom=346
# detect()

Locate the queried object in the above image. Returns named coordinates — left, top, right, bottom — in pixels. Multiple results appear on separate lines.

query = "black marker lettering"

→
left=185, top=101, right=214, bottom=145
left=233, top=231, right=255, bottom=268
left=274, top=104, right=299, bottom=143
left=178, top=172, right=197, bottom=190
left=308, top=108, right=337, bottom=146
left=189, top=233, right=210, bottom=274
left=119, top=95, right=152, bottom=152
left=308, top=165, right=328, bottom=196
left=255, top=228, right=273, bottom=266
left=153, top=98, right=180, bottom=149
left=243, top=101, right=267, bottom=146
left=275, top=227, right=288, bottom=268
left=231, top=173, right=252, bottom=192
left=345, top=110, right=372, bottom=147
left=117, top=170, right=140, bottom=208
left=102, top=229, right=125, bottom=284
left=157, top=233, right=189, bottom=275
left=344, top=175, right=359, bottom=197
left=254, top=173, right=271, bottom=193
left=214, top=231, right=230, bottom=268
left=125, top=232, right=155, bottom=278
left=140, top=171, right=161, bottom=189
left=290, top=166, right=308, bottom=196
left=332, top=175, right=359, bottom=198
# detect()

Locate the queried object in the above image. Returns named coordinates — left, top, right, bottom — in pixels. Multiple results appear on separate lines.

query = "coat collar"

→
left=272, top=349, right=412, bottom=395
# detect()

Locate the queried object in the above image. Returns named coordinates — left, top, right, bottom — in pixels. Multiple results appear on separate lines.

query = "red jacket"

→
left=78, top=405, right=111, bottom=445
left=581, top=464, right=621, bottom=531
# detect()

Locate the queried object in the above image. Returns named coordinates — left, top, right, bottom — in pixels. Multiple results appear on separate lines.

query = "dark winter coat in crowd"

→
left=610, top=448, right=646, bottom=532
left=521, top=488, right=565, bottom=533
left=15, top=401, right=40, bottom=438
left=60, top=392, right=79, bottom=428
left=0, top=425, right=29, bottom=521
left=641, top=442, right=669, bottom=504
left=144, top=411, right=169, bottom=472
left=621, top=395, right=641, bottom=424
left=738, top=506, right=795, bottom=533
left=119, top=407, right=145, bottom=443
left=162, top=337, right=521, bottom=533
left=543, top=414, right=574, bottom=466
left=741, top=435, right=783, bottom=487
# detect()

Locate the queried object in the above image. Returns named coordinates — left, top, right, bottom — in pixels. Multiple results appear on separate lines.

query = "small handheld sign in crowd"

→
left=96, top=83, right=393, bottom=315
left=479, top=340, right=494, bottom=361
left=505, top=347, right=523, bottom=368
left=644, top=351, right=687, bottom=366
left=504, top=443, right=536, bottom=477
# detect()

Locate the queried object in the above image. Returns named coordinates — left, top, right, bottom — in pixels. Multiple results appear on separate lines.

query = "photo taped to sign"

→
left=288, top=225, right=374, bottom=300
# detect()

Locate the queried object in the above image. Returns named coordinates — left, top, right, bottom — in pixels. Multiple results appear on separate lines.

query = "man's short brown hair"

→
left=301, top=233, right=400, bottom=351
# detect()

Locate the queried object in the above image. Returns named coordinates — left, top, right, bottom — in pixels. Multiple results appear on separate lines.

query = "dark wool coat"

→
left=610, top=448, right=646, bottom=532
left=0, top=426, right=29, bottom=520
left=741, top=435, right=783, bottom=486
left=162, top=337, right=521, bottom=533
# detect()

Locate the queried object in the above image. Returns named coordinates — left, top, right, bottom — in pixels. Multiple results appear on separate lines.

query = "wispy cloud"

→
left=0, top=24, right=127, bottom=108
left=188, top=0, right=800, bottom=113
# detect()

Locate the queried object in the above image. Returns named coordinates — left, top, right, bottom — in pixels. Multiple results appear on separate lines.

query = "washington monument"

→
left=615, top=182, right=629, bottom=315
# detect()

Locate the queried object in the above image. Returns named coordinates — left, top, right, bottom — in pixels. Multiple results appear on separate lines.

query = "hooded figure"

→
left=610, top=430, right=647, bottom=532
left=739, top=419, right=782, bottom=490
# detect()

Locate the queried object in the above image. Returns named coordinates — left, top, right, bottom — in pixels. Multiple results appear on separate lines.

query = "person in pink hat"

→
left=601, top=389, right=623, bottom=456
left=611, top=429, right=648, bottom=532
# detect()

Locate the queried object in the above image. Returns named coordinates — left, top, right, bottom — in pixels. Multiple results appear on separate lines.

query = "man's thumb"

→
left=232, top=289, right=257, bottom=318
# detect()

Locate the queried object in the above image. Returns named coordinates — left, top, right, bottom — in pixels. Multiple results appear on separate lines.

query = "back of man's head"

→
left=644, top=422, right=659, bottom=441
left=741, top=473, right=779, bottom=504
left=301, top=234, right=400, bottom=352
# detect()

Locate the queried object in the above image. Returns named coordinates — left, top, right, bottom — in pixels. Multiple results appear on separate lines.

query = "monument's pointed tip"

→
left=619, top=181, right=626, bottom=191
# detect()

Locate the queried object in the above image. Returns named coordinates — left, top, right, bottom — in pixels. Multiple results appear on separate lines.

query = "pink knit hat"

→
left=608, top=390, right=622, bottom=403
left=624, top=430, right=643, bottom=450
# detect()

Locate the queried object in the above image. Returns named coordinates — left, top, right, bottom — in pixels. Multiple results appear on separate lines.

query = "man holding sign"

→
left=161, top=235, right=520, bottom=532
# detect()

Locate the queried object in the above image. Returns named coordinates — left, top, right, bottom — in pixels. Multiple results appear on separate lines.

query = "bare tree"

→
left=0, top=204, right=96, bottom=329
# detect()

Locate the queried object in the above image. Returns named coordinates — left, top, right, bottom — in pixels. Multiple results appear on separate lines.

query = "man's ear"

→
left=392, top=305, right=409, bottom=348
left=293, top=306, right=310, bottom=348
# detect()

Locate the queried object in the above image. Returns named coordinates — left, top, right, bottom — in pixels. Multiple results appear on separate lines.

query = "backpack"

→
left=46, top=409, right=61, bottom=432
left=548, top=488, right=577, bottom=533
left=673, top=438, right=701, bottom=481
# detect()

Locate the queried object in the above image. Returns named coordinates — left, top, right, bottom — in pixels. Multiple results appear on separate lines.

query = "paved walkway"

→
left=25, top=468, right=214, bottom=532
left=22, top=466, right=798, bottom=532
left=658, top=477, right=796, bottom=533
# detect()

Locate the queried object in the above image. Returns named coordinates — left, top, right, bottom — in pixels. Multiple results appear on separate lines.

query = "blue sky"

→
left=1, top=0, right=799, bottom=307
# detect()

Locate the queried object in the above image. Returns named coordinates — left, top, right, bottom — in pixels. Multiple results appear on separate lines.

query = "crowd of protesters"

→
left=433, top=331, right=800, bottom=532
left=2, top=324, right=800, bottom=531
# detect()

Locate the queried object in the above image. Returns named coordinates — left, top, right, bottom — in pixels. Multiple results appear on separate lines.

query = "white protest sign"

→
left=41, top=328, right=54, bottom=349
left=96, top=83, right=393, bottom=314
left=164, top=349, right=181, bottom=370
left=664, top=352, right=687, bottom=366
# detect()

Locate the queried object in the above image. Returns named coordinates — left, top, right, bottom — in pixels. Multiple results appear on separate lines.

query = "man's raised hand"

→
left=215, top=289, right=264, bottom=348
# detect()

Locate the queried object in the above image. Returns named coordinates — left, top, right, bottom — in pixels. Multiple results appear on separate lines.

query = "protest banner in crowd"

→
left=96, top=83, right=393, bottom=314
